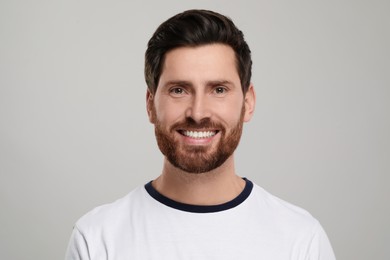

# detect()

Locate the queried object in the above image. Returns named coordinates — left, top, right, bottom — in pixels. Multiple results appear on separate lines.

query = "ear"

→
left=146, top=90, right=155, bottom=123
left=243, top=84, right=256, bottom=122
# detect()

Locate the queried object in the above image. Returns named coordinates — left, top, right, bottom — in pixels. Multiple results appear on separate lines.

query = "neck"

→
left=152, top=156, right=245, bottom=205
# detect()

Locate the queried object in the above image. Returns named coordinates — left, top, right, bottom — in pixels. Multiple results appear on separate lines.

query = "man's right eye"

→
left=170, top=87, right=185, bottom=95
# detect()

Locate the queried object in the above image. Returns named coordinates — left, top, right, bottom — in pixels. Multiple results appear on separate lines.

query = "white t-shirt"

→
left=65, top=179, right=336, bottom=259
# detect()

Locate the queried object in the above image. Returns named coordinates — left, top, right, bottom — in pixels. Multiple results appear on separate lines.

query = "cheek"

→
left=154, top=101, right=184, bottom=125
left=215, top=100, right=244, bottom=124
left=225, top=111, right=243, bottom=126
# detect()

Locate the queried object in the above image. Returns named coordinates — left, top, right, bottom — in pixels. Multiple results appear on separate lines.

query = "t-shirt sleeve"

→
left=65, top=226, right=90, bottom=260
left=307, top=222, right=336, bottom=260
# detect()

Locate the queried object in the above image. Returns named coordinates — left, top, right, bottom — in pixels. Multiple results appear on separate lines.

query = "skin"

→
left=146, top=43, right=256, bottom=205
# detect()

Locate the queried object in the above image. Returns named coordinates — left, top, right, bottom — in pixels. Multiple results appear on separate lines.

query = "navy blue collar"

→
left=144, top=178, right=253, bottom=213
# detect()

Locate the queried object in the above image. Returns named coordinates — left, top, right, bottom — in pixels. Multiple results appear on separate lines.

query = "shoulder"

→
left=74, top=185, right=146, bottom=234
left=249, top=183, right=321, bottom=234
left=246, top=183, right=336, bottom=259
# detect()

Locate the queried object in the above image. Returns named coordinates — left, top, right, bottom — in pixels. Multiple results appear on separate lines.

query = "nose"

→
left=185, top=93, right=212, bottom=123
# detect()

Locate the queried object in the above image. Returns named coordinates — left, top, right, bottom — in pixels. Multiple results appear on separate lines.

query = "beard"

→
left=152, top=106, right=245, bottom=174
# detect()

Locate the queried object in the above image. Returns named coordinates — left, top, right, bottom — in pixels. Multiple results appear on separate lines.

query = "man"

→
left=66, top=9, right=336, bottom=259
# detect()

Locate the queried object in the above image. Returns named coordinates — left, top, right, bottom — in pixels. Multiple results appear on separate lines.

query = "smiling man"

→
left=148, top=43, right=253, bottom=204
left=66, top=10, right=336, bottom=260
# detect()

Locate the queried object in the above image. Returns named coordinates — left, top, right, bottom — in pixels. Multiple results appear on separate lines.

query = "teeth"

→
left=182, top=130, right=216, bottom=139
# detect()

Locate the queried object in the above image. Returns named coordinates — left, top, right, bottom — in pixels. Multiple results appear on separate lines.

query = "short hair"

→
left=145, top=9, right=252, bottom=94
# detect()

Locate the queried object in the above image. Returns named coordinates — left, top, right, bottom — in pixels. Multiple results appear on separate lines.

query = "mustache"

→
left=170, top=117, right=223, bottom=131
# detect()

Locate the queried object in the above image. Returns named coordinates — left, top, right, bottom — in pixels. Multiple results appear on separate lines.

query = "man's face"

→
left=147, top=44, right=254, bottom=173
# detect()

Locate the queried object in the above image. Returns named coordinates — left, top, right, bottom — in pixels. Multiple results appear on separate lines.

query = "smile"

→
left=179, top=130, right=218, bottom=139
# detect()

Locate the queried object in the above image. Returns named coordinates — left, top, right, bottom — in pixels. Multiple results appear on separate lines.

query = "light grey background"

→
left=1, top=0, right=389, bottom=259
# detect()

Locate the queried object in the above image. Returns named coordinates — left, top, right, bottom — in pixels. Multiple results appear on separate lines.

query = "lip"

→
left=177, top=129, right=220, bottom=145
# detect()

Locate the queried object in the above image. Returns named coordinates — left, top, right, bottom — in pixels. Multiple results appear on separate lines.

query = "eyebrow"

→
left=163, top=80, right=192, bottom=88
left=163, top=80, right=235, bottom=88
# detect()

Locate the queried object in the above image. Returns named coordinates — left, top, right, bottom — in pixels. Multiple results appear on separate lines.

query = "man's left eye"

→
left=214, top=87, right=226, bottom=94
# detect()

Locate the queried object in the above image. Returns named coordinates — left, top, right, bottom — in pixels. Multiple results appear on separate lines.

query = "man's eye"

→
left=170, top=87, right=185, bottom=95
left=214, top=87, right=226, bottom=94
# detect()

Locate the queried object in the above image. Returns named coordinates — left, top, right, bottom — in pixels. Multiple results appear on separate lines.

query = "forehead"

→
left=159, top=44, right=240, bottom=85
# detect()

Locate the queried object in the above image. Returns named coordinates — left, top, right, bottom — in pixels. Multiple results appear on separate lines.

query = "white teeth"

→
left=182, top=130, right=216, bottom=139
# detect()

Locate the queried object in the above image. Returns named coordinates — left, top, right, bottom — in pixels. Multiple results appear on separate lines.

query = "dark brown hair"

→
left=145, top=9, right=252, bottom=94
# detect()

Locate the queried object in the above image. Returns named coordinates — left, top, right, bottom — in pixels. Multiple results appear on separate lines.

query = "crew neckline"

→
left=144, top=178, right=253, bottom=213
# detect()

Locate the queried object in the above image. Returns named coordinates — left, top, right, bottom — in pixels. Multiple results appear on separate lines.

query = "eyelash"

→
left=214, top=86, right=227, bottom=94
left=169, top=87, right=186, bottom=95
left=168, top=86, right=228, bottom=96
